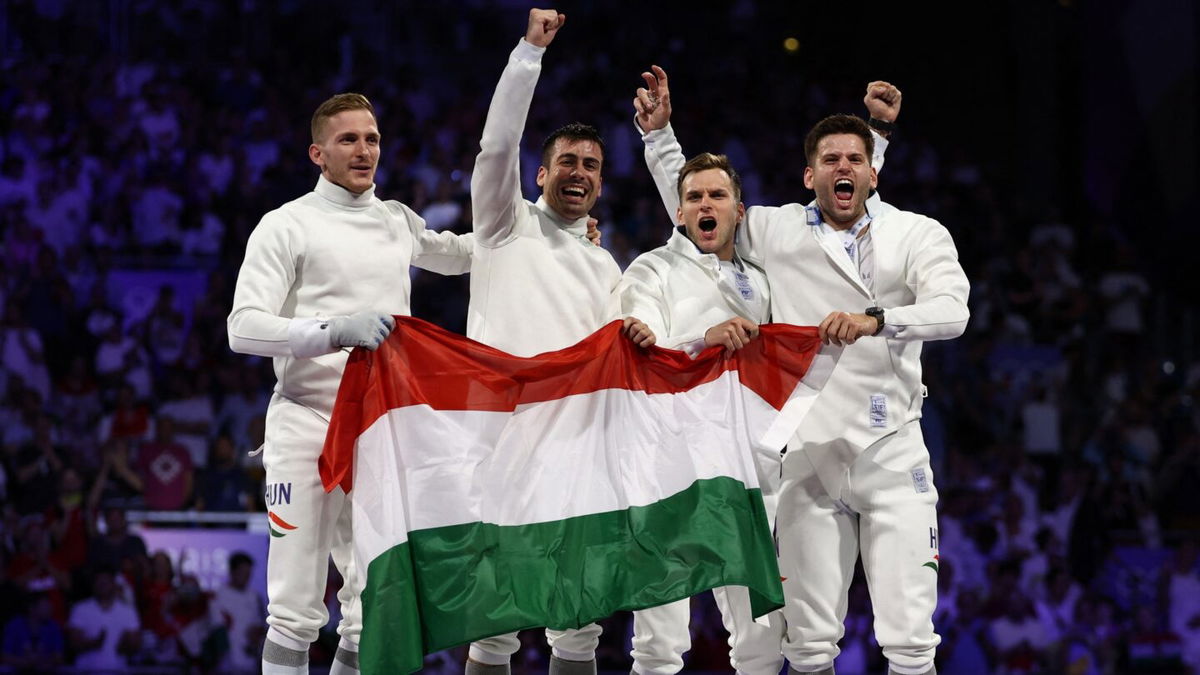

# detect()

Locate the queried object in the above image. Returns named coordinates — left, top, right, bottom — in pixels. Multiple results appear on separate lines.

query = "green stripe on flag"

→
left=359, top=476, right=782, bottom=673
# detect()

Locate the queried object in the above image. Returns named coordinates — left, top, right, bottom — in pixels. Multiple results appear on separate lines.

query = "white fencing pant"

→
left=712, top=586, right=786, bottom=675
left=263, top=395, right=362, bottom=648
left=469, top=624, right=602, bottom=664
left=777, top=421, right=939, bottom=673
left=630, top=445, right=786, bottom=674
left=631, top=599, right=689, bottom=674
left=630, top=590, right=785, bottom=675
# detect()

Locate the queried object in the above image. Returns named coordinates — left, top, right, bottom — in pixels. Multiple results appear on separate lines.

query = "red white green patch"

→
left=922, top=554, right=939, bottom=573
left=268, top=512, right=298, bottom=538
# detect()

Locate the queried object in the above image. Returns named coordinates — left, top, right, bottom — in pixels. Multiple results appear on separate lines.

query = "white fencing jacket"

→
left=467, top=40, right=622, bottom=357
left=227, top=176, right=472, bottom=418
left=641, top=123, right=969, bottom=463
left=618, top=227, right=770, bottom=356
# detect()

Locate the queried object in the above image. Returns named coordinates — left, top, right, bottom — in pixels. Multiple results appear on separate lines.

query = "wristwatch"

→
left=868, top=117, right=896, bottom=134
left=865, top=306, right=885, bottom=335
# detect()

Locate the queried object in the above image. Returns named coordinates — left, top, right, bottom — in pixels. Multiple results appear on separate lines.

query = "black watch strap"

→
left=865, top=306, right=885, bottom=335
left=868, top=117, right=896, bottom=134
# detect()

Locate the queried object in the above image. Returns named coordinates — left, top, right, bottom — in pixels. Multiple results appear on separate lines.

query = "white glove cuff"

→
left=288, top=317, right=337, bottom=358
left=638, top=121, right=675, bottom=144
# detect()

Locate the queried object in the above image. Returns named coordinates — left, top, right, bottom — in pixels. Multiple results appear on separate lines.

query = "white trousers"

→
left=778, top=421, right=940, bottom=672
left=469, top=624, right=603, bottom=664
left=263, top=394, right=362, bottom=647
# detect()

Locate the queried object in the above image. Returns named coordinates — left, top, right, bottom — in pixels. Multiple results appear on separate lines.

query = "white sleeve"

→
left=639, top=122, right=686, bottom=225
left=736, top=205, right=781, bottom=269
left=617, top=254, right=671, bottom=344
left=471, top=40, right=545, bottom=248
left=395, top=202, right=473, bottom=275
left=617, top=253, right=707, bottom=356
left=871, top=129, right=888, bottom=172
left=226, top=212, right=336, bottom=359
left=884, top=218, right=971, bottom=342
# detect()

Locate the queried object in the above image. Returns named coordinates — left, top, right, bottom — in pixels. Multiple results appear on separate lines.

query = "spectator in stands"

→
left=67, top=565, right=141, bottom=671
left=196, top=434, right=251, bottom=512
left=1, top=591, right=65, bottom=671
left=7, top=414, right=62, bottom=516
left=131, top=416, right=194, bottom=511
left=1166, top=539, right=1200, bottom=673
left=0, top=300, right=52, bottom=403
left=211, top=551, right=265, bottom=674
left=156, top=370, right=214, bottom=469
left=86, top=507, right=148, bottom=582
left=96, top=382, right=152, bottom=444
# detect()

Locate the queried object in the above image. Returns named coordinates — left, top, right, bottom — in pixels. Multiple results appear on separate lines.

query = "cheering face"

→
left=537, top=138, right=603, bottom=221
left=803, top=133, right=877, bottom=228
left=309, top=109, right=380, bottom=195
left=677, top=168, right=744, bottom=260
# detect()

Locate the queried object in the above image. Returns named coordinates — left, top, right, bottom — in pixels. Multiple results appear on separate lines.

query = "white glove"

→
left=327, top=312, right=395, bottom=350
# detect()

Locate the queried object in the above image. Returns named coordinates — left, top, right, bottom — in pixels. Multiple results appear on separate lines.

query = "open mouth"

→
left=698, top=216, right=718, bottom=232
left=562, top=185, right=586, bottom=200
left=834, top=179, right=854, bottom=202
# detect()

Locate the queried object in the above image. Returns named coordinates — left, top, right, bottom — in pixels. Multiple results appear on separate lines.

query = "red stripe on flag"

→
left=319, top=317, right=820, bottom=493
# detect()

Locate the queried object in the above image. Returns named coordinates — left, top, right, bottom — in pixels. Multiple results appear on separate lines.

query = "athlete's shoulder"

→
left=379, top=198, right=420, bottom=221
left=875, top=203, right=954, bottom=245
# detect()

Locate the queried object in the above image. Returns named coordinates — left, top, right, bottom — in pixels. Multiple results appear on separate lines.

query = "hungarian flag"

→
left=319, top=317, right=833, bottom=674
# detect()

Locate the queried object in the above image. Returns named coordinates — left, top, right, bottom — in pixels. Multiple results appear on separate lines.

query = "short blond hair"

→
left=676, top=153, right=742, bottom=201
left=311, top=93, right=375, bottom=143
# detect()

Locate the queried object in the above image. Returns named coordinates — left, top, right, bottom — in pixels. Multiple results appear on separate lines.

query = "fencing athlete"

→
left=636, top=67, right=967, bottom=675
left=463, top=9, right=654, bottom=675
left=227, top=93, right=473, bottom=675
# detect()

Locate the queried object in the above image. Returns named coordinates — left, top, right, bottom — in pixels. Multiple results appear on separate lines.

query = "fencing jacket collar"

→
left=534, top=196, right=591, bottom=242
left=314, top=174, right=375, bottom=209
left=667, top=226, right=763, bottom=321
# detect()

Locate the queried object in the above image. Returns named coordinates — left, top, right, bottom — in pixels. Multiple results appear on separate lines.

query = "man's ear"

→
left=308, top=144, right=323, bottom=168
left=803, top=167, right=814, bottom=190
left=536, top=165, right=547, bottom=188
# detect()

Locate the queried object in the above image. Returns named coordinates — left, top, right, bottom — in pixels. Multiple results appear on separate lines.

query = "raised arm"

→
left=634, top=65, right=685, bottom=223
left=472, top=9, right=564, bottom=247
left=864, top=80, right=901, bottom=172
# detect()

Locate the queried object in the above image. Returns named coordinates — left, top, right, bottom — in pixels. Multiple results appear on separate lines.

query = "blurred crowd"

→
left=1, top=1, right=1198, bottom=673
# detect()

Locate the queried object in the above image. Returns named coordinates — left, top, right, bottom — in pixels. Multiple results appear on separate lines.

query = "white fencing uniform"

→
left=618, top=228, right=784, bottom=674
left=227, top=176, right=471, bottom=659
left=466, top=39, right=623, bottom=665
left=642, top=123, right=967, bottom=674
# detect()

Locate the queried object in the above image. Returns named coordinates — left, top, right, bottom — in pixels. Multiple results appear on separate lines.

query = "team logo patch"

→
left=922, top=554, right=939, bottom=573
left=268, top=511, right=298, bottom=538
left=869, top=394, right=887, bottom=428
left=911, top=468, right=929, bottom=493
